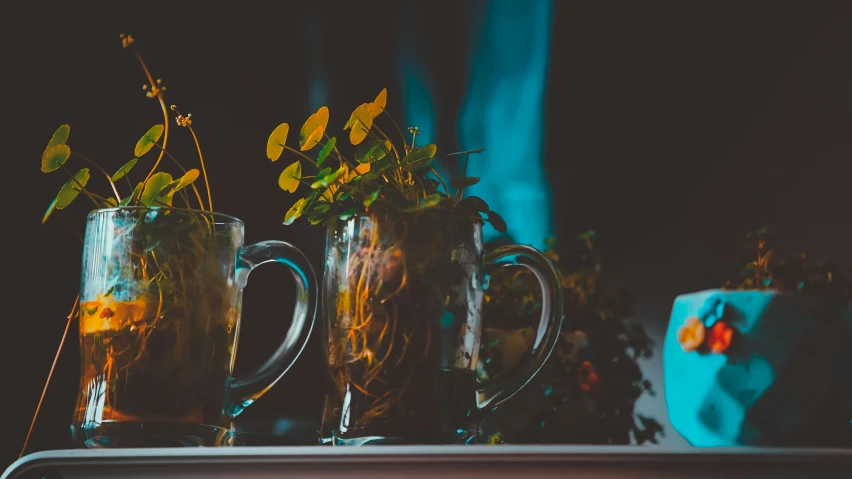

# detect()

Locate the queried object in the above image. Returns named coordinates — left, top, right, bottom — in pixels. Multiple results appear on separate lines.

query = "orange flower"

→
left=707, top=321, right=733, bottom=354
left=578, top=361, right=603, bottom=394
left=677, top=316, right=705, bottom=352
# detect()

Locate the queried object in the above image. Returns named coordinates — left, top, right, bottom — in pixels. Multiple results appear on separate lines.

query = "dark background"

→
left=3, top=0, right=851, bottom=470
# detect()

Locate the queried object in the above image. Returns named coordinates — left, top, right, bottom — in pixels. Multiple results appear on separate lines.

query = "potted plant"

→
left=664, top=228, right=852, bottom=447
left=477, top=231, right=664, bottom=445
left=25, top=35, right=317, bottom=452
left=264, top=92, right=566, bottom=444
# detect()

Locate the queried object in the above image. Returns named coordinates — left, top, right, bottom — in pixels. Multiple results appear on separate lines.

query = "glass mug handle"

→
left=477, top=244, right=564, bottom=409
left=223, top=240, right=318, bottom=418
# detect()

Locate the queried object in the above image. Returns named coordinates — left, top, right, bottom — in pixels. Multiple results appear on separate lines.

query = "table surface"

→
left=4, top=445, right=851, bottom=479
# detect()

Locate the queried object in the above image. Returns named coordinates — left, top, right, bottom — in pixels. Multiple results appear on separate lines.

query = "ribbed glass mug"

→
left=320, top=210, right=564, bottom=445
left=71, top=207, right=317, bottom=447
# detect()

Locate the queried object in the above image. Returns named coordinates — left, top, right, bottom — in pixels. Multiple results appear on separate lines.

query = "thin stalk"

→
left=430, top=167, right=452, bottom=200
left=284, top=145, right=320, bottom=167
left=381, top=111, right=409, bottom=152
left=154, top=144, right=207, bottom=211
left=186, top=125, right=213, bottom=212
left=72, top=152, right=121, bottom=201
left=129, top=44, right=170, bottom=201
left=20, top=295, right=79, bottom=458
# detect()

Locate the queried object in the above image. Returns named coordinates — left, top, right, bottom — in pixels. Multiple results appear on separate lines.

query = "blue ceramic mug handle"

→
left=477, top=245, right=565, bottom=409
left=224, top=240, right=317, bottom=418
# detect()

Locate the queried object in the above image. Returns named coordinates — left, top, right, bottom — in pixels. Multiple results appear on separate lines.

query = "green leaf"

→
left=461, top=195, right=489, bottom=213
left=158, top=180, right=179, bottom=198
left=174, top=168, right=200, bottom=192
left=41, top=144, right=71, bottom=173
left=360, top=171, right=381, bottom=182
left=278, top=161, right=302, bottom=193
left=284, top=197, right=308, bottom=225
left=42, top=198, right=57, bottom=224
left=308, top=216, right=324, bottom=225
left=311, top=165, right=345, bottom=189
left=44, top=124, right=70, bottom=155
left=363, top=188, right=381, bottom=208
left=299, top=106, right=329, bottom=151
left=355, top=139, right=391, bottom=164
left=55, top=168, right=90, bottom=209
left=267, top=123, right=290, bottom=161
left=120, top=182, right=143, bottom=206
left=316, top=167, right=332, bottom=179
left=402, top=144, right=437, bottom=170
left=111, top=158, right=138, bottom=181
left=339, top=208, right=357, bottom=221
left=140, top=171, right=173, bottom=207
left=316, top=137, right=337, bottom=168
left=338, top=189, right=354, bottom=201
left=134, top=124, right=165, bottom=157
left=102, top=197, right=118, bottom=208
left=420, top=192, right=443, bottom=208
left=449, top=177, right=480, bottom=188
left=311, top=203, right=331, bottom=213
left=487, top=210, right=507, bottom=233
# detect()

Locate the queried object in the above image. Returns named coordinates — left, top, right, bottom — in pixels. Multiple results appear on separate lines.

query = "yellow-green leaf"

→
left=299, top=106, right=329, bottom=151
left=355, top=139, right=391, bottom=164
left=311, top=165, right=346, bottom=190
left=175, top=168, right=200, bottom=192
left=339, top=208, right=357, bottom=221
left=111, top=158, right=138, bottom=181
left=402, top=144, right=437, bottom=170
left=267, top=123, right=289, bottom=161
left=278, top=161, right=302, bottom=193
left=102, top=197, right=118, bottom=208
left=42, top=198, right=57, bottom=224
left=141, top=171, right=173, bottom=207
left=120, top=182, right=143, bottom=207
left=134, top=124, right=164, bottom=157
left=372, top=88, right=387, bottom=111
left=55, top=168, right=90, bottom=209
left=44, top=124, right=70, bottom=153
left=363, top=188, right=381, bottom=208
left=316, top=137, right=336, bottom=168
left=284, top=197, right=308, bottom=225
left=343, top=103, right=375, bottom=145
left=41, top=144, right=71, bottom=173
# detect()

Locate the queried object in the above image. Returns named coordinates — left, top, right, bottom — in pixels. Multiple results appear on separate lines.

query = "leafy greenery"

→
left=722, top=227, right=851, bottom=307
left=40, top=34, right=213, bottom=224
left=266, top=89, right=505, bottom=230
left=480, top=231, right=663, bottom=445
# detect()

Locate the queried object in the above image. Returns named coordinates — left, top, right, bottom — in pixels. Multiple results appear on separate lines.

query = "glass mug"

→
left=320, top=210, right=564, bottom=445
left=71, top=207, right=317, bottom=447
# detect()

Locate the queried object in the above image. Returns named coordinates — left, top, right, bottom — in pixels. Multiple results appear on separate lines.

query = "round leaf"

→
left=449, top=177, right=480, bottom=188
left=461, top=195, right=489, bottom=213
left=111, top=158, right=138, bottom=181
left=311, top=165, right=345, bottom=190
left=299, top=106, right=329, bottom=151
left=284, top=197, right=308, bottom=225
left=343, top=103, right=375, bottom=145
left=41, top=144, right=71, bottom=173
left=175, top=168, right=200, bottom=192
left=355, top=139, right=391, bottom=164
left=487, top=210, right=507, bottom=233
left=141, top=171, right=173, bottom=207
left=42, top=198, right=57, bottom=224
left=55, top=168, right=90, bottom=209
left=267, top=123, right=290, bottom=161
left=402, top=144, right=437, bottom=170
left=134, top=124, right=165, bottom=157
left=316, top=137, right=336, bottom=168
left=278, top=161, right=302, bottom=193
left=44, top=124, right=70, bottom=153
left=339, top=208, right=357, bottom=221
left=367, top=88, right=387, bottom=116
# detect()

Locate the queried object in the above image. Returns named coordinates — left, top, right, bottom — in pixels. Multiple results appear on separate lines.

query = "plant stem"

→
left=129, top=44, right=169, bottom=202
left=72, top=152, right=121, bottom=201
left=381, top=111, right=409, bottom=151
left=60, top=165, right=101, bottom=207
left=20, top=295, right=79, bottom=459
left=283, top=145, right=319, bottom=167
left=430, top=167, right=453, bottom=199
left=183, top=120, right=213, bottom=212
left=154, top=144, right=207, bottom=211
